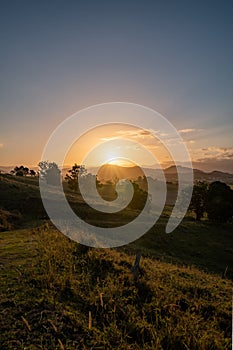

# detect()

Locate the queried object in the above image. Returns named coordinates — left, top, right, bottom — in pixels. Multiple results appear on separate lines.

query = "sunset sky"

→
left=1, top=1, right=233, bottom=172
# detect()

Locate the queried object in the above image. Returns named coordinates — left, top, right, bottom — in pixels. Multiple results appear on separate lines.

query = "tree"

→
left=128, top=181, right=149, bottom=211
left=189, top=181, right=208, bottom=221
left=38, top=161, right=61, bottom=186
left=29, top=169, right=36, bottom=177
left=65, top=163, right=86, bottom=191
left=206, top=181, right=233, bottom=223
left=11, top=165, right=29, bottom=176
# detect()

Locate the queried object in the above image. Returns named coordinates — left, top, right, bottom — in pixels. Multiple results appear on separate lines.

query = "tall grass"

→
left=0, top=224, right=232, bottom=349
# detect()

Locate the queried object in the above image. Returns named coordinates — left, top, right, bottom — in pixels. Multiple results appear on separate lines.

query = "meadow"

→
left=0, top=173, right=232, bottom=349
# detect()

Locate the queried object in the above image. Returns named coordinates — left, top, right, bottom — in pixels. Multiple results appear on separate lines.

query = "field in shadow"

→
left=0, top=174, right=232, bottom=349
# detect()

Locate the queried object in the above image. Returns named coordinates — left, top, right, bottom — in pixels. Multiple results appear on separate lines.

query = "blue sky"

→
left=0, top=0, right=233, bottom=171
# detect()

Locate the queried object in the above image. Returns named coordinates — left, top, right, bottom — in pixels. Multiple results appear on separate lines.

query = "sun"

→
left=63, top=123, right=172, bottom=169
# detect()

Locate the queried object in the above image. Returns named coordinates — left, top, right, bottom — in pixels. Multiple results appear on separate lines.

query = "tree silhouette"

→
left=11, top=165, right=29, bottom=176
left=38, top=161, right=61, bottom=186
left=189, top=181, right=208, bottom=221
left=128, top=181, right=149, bottom=211
left=65, top=163, right=86, bottom=191
left=206, top=181, right=233, bottom=223
left=29, top=169, right=36, bottom=177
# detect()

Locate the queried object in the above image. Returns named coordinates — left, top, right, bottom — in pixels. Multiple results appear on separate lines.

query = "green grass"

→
left=129, top=214, right=233, bottom=279
left=0, top=174, right=44, bottom=223
left=0, top=225, right=232, bottom=349
left=0, top=174, right=233, bottom=349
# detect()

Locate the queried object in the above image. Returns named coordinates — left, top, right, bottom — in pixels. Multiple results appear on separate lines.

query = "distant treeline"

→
left=8, top=162, right=233, bottom=223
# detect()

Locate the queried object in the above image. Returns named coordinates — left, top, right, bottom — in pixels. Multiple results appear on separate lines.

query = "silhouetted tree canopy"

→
left=11, top=165, right=29, bottom=176
left=128, top=181, right=149, bottom=211
left=206, top=181, right=233, bottom=223
left=29, top=169, right=36, bottom=177
left=38, top=161, right=61, bottom=186
left=65, top=163, right=87, bottom=191
left=189, top=181, right=208, bottom=221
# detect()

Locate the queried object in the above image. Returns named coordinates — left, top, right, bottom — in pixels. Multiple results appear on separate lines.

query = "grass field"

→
left=0, top=174, right=232, bottom=349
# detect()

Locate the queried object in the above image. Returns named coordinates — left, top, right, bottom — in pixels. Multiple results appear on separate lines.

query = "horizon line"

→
left=1, top=163, right=233, bottom=175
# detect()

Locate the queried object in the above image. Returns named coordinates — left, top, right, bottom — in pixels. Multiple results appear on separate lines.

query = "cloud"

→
left=179, top=128, right=196, bottom=134
left=198, top=146, right=233, bottom=161
left=100, top=137, right=119, bottom=141
left=178, top=129, right=204, bottom=143
left=99, top=128, right=197, bottom=160
left=0, top=143, right=3, bottom=149
left=179, top=128, right=204, bottom=142
left=139, top=130, right=152, bottom=136
left=115, top=128, right=154, bottom=139
left=189, top=146, right=233, bottom=173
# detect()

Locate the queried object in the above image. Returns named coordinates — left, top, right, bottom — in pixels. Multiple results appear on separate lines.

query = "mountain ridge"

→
left=1, top=164, right=233, bottom=184
left=86, top=164, right=233, bottom=184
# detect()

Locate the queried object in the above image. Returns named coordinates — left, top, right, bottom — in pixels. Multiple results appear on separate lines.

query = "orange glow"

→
left=63, top=124, right=174, bottom=170
left=108, top=159, right=135, bottom=167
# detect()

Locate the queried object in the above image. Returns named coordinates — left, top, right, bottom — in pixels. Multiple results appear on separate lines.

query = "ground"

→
left=0, top=174, right=232, bottom=349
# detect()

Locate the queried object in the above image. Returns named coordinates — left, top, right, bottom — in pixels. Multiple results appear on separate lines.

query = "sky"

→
left=0, top=0, right=233, bottom=172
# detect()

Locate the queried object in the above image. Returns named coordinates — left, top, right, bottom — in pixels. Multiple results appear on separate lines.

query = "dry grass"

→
left=0, top=224, right=232, bottom=349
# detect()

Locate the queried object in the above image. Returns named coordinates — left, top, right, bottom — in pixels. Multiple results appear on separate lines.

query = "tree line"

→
left=10, top=165, right=37, bottom=177
left=9, top=162, right=233, bottom=222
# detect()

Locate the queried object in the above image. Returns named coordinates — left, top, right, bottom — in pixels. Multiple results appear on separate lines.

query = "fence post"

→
left=131, top=251, right=142, bottom=280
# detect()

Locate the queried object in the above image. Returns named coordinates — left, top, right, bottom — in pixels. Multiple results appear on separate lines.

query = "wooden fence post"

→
left=131, top=251, right=142, bottom=280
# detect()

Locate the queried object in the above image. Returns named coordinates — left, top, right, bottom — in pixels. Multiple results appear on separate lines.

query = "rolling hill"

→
left=87, top=164, right=233, bottom=184
left=0, top=171, right=232, bottom=349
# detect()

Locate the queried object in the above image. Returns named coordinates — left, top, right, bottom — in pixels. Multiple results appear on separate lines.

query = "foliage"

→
left=207, top=181, right=233, bottom=223
left=188, top=180, right=233, bottom=223
left=65, top=163, right=87, bottom=191
left=189, top=181, right=208, bottom=221
left=128, top=181, right=149, bottom=211
left=11, top=165, right=29, bottom=176
left=99, top=180, right=150, bottom=210
left=29, top=169, right=36, bottom=176
left=38, top=161, right=61, bottom=186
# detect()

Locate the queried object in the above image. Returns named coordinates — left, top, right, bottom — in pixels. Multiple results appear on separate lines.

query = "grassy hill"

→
left=1, top=174, right=232, bottom=278
left=0, top=174, right=44, bottom=223
left=1, top=226, right=232, bottom=349
left=0, top=173, right=232, bottom=349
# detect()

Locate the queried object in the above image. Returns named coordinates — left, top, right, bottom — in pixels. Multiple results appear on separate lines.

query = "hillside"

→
left=0, top=226, right=232, bottom=349
left=0, top=173, right=232, bottom=278
left=165, top=166, right=233, bottom=184
left=0, top=174, right=45, bottom=226
left=0, top=173, right=232, bottom=349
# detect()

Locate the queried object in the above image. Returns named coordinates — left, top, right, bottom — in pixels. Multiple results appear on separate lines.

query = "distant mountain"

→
left=86, top=164, right=233, bottom=185
left=87, top=164, right=145, bottom=182
left=165, top=165, right=233, bottom=184
left=1, top=164, right=233, bottom=184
